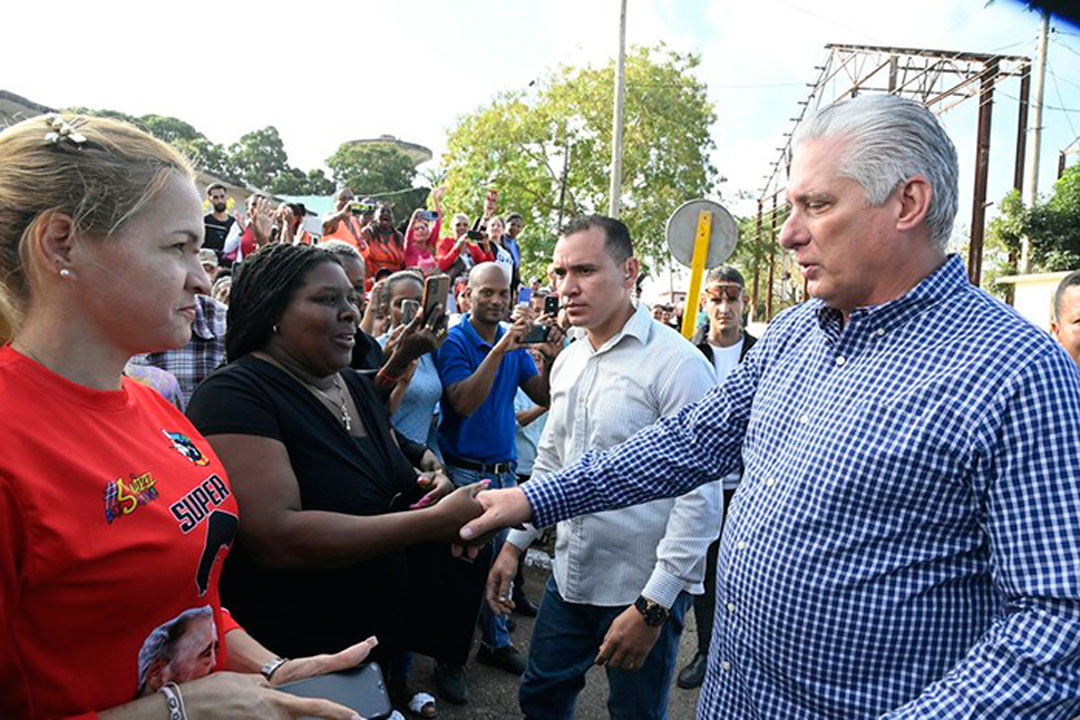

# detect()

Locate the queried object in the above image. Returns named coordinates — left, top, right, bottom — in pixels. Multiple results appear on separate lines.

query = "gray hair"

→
left=1053, top=269, right=1080, bottom=323
left=319, top=239, right=364, bottom=266
left=793, top=94, right=959, bottom=250
left=136, top=605, right=214, bottom=695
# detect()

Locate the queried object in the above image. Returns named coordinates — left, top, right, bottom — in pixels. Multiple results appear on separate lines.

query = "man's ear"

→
left=623, top=257, right=641, bottom=287
left=896, top=175, right=933, bottom=234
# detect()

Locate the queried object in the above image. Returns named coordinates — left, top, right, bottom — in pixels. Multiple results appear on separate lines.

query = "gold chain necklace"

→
left=308, top=374, right=352, bottom=431
left=253, top=352, right=352, bottom=431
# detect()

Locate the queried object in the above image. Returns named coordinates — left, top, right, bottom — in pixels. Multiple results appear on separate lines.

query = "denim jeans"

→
left=446, top=463, right=517, bottom=651
left=519, top=575, right=691, bottom=720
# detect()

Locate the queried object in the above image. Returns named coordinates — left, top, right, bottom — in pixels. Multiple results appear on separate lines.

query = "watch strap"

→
left=260, top=656, right=289, bottom=681
left=634, top=595, right=670, bottom=626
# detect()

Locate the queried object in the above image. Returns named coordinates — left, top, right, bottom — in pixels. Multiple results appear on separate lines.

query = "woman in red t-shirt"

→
left=0, top=114, right=377, bottom=719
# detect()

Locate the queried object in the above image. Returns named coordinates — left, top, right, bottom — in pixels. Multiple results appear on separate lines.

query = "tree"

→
left=437, top=43, right=718, bottom=277
left=986, top=165, right=1080, bottom=278
left=326, top=143, right=417, bottom=196
left=65, top=108, right=344, bottom=196
left=227, top=126, right=292, bottom=191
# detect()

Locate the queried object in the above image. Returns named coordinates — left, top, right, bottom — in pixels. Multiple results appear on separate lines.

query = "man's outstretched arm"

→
left=461, top=345, right=762, bottom=542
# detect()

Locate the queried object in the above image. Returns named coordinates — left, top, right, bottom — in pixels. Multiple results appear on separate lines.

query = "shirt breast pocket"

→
left=589, top=372, right=656, bottom=444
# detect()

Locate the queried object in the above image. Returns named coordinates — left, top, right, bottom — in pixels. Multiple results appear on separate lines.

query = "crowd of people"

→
left=3, top=91, right=1080, bottom=720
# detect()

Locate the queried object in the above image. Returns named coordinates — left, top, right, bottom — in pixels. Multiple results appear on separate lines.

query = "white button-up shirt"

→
left=508, top=303, right=720, bottom=608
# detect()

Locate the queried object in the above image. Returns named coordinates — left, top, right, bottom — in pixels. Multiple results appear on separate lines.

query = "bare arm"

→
left=516, top=404, right=547, bottom=427
left=444, top=317, right=529, bottom=417
left=322, top=205, right=350, bottom=235
left=203, top=433, right=482, bottom=568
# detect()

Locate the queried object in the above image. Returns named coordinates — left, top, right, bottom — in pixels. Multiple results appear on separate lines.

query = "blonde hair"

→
left=0, top=113, right=193, bottom=343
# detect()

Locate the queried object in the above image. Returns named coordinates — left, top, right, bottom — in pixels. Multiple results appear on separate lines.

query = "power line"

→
left=1048, top=60, right=1078, bottom=138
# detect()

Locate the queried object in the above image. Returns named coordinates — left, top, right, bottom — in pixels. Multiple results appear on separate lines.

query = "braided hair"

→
left=226, top=244, right=342, bottom=361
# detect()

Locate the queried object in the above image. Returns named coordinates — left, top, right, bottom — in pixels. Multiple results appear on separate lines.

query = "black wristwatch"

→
left=634, top=596, right=670, bottom=627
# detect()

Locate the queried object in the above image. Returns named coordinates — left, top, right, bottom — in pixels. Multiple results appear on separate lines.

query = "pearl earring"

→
left=273, top=324, right=280, bottom=334
left=59, top=269, right=74, bottom=280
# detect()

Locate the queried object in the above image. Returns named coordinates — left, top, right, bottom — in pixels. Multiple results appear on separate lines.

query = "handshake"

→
left=423, top=481, right=533, bottom=558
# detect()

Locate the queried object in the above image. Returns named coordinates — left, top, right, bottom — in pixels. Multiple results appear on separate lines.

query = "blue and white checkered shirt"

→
left=522, top=256, right=1080, bottom=718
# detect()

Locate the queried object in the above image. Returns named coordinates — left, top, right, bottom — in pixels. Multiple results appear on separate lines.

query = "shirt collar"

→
left=460, top=313, right=504, bottom=348
left=589, top=302, right=652, bottom=355
left=192, top=295, right=218, bottom=341
left=814, top=254, right=968, bottom=333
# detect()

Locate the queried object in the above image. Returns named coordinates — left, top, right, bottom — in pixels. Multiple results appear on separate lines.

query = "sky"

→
left=3, top=0, right=1079, bottom=247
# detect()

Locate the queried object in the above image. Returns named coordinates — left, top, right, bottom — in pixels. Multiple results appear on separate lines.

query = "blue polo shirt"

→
left=436, top=314, right=538, bottom=463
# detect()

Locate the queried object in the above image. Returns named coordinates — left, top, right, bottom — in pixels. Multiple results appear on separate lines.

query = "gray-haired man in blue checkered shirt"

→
left=460, top=94, right=1080, bottom=719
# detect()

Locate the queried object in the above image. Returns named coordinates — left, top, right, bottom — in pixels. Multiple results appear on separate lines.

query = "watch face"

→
left=636, top=597, right=669, bottom=626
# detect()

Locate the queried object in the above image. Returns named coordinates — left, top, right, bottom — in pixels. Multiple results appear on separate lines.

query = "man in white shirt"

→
left=677, top=266, right=756, bottom=690
left=486, top=215, right=720, bottom=719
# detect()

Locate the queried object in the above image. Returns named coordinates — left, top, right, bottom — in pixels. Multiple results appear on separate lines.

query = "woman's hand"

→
left=178, top=672, right=361, bottom=719
left=269, top=636, right=379, bottom=687
left=412, top=469, right=453, bottom=509
left=391, top=303, right=446, bottom=365
left=426, top=482, right=488, bottom=541
left=251, top=197, right=275, bottom=247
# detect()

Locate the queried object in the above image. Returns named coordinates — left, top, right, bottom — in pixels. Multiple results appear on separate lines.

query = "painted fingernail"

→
left=461, top=526, right=475, bottom=540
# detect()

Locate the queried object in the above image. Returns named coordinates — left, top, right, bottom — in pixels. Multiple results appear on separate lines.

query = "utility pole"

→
left=608, top=0, right=627, bottom=218
left=1021, top=10, right=1050, bottom=272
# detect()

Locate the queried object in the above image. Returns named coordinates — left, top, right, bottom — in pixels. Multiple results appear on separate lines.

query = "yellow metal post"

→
left=681, top=210, right=712, bottom=339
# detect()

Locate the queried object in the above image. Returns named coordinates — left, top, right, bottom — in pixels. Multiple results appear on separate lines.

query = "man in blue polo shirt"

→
left=435, top=261, right=561, bottom=700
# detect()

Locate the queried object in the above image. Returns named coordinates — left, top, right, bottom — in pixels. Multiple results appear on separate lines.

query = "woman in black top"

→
left=186, top=244, right=484, bottom=714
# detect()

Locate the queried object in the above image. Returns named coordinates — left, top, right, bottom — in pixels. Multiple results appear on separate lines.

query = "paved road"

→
left=406, top=564, right=702, bottom=719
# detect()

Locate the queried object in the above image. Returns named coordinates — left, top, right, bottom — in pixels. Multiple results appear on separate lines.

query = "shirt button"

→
left=736, top=541, right=748, bottom=550
left=726, top=602, right=737, bottom=613
left=835, top=355, right=847, bottom=366
left=799, top=414, right=810, bottom=424
left=875, top=328, right=885, bottom=336
left=765, top=477, right=777, bottom=487
left=721, top=660, right=732, bottom=671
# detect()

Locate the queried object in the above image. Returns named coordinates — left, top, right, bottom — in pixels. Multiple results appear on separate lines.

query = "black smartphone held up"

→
left=421, top=274, right=451, bottom=321
left=278, top=663, right=392, bottom=720
left=465, top=230, right=486, bottom=240
left=544, top=295, right=559, bottom=316
left=416, top=210, right=438, bottom=222
left=401, top=298, right=420, bottom=325
left=522, top=323, right=552, bottom=344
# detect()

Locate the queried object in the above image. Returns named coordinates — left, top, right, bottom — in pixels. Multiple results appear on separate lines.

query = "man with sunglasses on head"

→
left=677, top=266, right=756, bottom=690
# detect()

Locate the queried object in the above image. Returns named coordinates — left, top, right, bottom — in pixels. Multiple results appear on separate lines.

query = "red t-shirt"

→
left=0, top=346, right=240, bottom=719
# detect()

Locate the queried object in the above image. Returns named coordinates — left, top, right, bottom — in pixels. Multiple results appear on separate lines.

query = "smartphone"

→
left=522, top=324, right=551, bottom=344
left=401, top=298, right=420, bottom=324
left=416, top=210, right=438, bottom=222
left=465, top=229, right=486, bottom=240
left=422, top=274, right=451, bottom=321
left=544, top=295, right=560, bottom=316
left=278, top=663, right=392, bottom=720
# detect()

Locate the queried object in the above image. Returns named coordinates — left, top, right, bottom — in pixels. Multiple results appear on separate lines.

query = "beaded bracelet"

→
left=160, top=682, right=187, bottom=720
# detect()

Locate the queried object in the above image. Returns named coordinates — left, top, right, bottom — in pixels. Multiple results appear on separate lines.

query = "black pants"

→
left=693, top=487, right=737, bottom=654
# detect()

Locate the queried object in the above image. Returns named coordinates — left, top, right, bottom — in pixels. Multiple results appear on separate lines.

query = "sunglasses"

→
left=706, top=286, right=744, bottom=302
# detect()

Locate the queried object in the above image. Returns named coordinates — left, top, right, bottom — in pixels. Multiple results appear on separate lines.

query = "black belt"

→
left=445, top=455, right=514, bottom=476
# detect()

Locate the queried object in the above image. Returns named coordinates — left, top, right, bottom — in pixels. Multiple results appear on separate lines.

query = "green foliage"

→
left=326, top=143, right=418, bottom=197
left=65, top=107, right=334, bottom=195
left=437, top=43, right=718, bottom=277
left=226, top=126, right=291, bottom=190
left=987, top=166, right=1080, bottom=275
